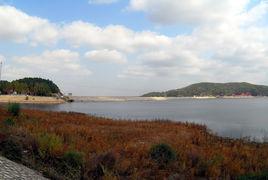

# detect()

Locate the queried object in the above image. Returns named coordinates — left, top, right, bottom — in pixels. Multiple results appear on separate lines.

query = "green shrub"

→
left=63, top=150, right=84, bottom=168
left=37, top=133, right=63, bottom=158
left=54, top=150, right=84, bottom=179
left=1, top=137, right=23, bottom=161
left=149, top=143, right=176, bottom=167
left=238, top=171, right=268, bottom=180
left=7, top=103, right=21, bottom=116
left=3, top=118, right=15, bottom=126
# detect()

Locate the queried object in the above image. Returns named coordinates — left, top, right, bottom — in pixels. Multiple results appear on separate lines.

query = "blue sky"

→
left=0, top=0, right=268, bottom=95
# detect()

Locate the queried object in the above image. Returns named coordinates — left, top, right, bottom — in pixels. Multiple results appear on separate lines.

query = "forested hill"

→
left=142, top=82, right=268, bottom=97
left=0, top=77, right=61, bottom=96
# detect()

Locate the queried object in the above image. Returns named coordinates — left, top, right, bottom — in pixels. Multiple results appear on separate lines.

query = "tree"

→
left=0, top=78, right=61, bottom=96
left=33, top=83, right=52, bottom=96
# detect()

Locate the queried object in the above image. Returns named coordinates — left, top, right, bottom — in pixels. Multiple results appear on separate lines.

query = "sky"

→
left=0, top=0, right=268, bottom=96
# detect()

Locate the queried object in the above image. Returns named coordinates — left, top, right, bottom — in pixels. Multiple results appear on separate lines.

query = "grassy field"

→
left=1, top=106, right=268, bottom=179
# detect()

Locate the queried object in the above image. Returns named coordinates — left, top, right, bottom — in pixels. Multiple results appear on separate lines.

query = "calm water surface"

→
left=22, top=98, right=268, bottom=141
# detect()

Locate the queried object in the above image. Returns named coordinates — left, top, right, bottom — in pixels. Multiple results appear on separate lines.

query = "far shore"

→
left=0, top=95, right=65, bottom=104
left=68, top=95, right=262, bottom=102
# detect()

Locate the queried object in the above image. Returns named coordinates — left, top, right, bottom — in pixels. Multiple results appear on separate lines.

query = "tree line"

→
left=0, top=77, right=61, bottom=96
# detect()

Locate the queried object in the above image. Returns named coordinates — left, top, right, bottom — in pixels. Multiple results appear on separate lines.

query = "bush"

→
left=149, top=143, right=176, bottom=167
left=7, top=103, right=21, bottom=116
left=0, top=137, right=23, bottom=161
left=54, top=150, right=84, bottom=179
left=238, top=171, right=268, bottom=180
left=37, top=133, right=63, bottom=158
left=63, top=150, right=84, bottom=168
left=3, top=118, right=15, bottom=126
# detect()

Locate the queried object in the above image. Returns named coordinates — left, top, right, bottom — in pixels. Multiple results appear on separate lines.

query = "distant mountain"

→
left=142, top=82, right=268, bottom=97
left=0, top=77, right=61, bottom=96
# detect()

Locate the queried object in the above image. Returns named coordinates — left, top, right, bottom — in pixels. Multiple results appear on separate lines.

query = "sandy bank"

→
left=0, top=95, right=65, bottom=104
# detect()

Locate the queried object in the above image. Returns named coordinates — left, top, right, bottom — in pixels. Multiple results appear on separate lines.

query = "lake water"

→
left=21, top=98, right=268, bottom=141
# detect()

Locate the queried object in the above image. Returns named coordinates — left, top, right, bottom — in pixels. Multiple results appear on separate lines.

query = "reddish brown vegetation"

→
left=1, top=107, right=268, bottom=179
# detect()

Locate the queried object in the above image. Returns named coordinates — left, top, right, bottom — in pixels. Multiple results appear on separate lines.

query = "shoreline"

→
left=0, top=95, right=65, bottom=104
left=2, top=95, right=262, bottom=104
left=68, top=95, right=263, bottom=102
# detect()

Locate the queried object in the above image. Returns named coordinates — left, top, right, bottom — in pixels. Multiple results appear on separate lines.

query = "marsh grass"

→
left=0, top=108, right=268, bottom=179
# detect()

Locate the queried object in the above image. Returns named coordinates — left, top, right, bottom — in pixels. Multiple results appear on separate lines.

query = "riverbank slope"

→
left=1, top=108, right=268, bottom=179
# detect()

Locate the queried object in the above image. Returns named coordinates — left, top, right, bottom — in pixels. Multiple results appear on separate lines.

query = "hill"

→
left=142, top=82, right=268, bottom=97
left=0, top=77, right=61, bottom=96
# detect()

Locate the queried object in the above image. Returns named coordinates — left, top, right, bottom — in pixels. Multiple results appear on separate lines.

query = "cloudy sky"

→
left=0, top=0, right=268, bottom=95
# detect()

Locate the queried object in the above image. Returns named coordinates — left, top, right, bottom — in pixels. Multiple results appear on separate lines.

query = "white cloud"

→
left=0, top=5, right=58, bottom=45
left=128, top=0, right=250, bottom=25
left=13, top=49, right=91, bottom=78
left=85, top=49, right=127, bottom=64
left=62, top=0, right=268, bottom=86
left=62, top=21, right=133, bottom=52
left=3, top=65, right=33, bottom=80
left=118, top=65, right=155, bottom=78
left=119, top=1, right=268, bottom=84
left=62, top=21, right=172, bottom=53
left=30, top=23, right=59, bottom=46
left=88, top=0, right=119, bottom=4
left=0, top=54, right=5, bottom=62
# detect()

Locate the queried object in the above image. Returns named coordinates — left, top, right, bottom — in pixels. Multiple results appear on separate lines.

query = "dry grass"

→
left=1, top=108, right=268, bottom=179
